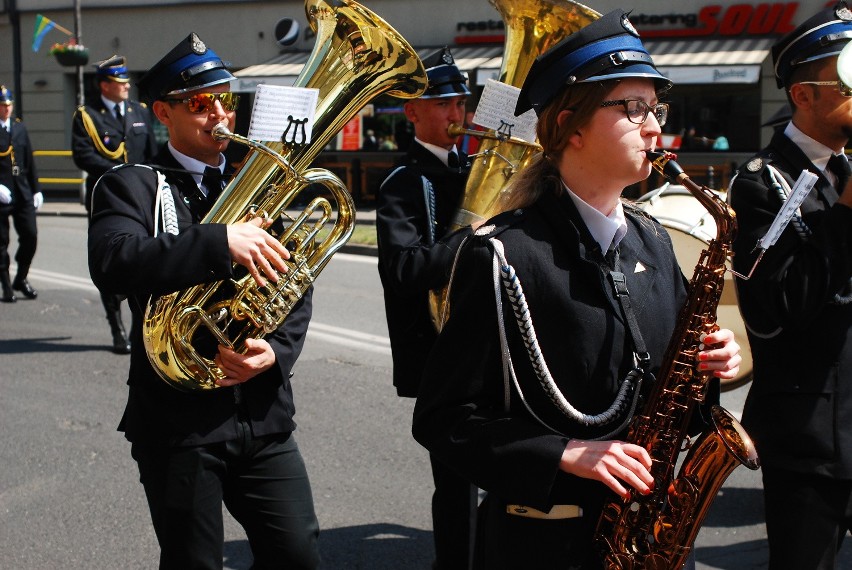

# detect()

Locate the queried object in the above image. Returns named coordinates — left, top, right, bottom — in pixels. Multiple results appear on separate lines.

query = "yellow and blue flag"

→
left=32, top=14, right=56, bottom=52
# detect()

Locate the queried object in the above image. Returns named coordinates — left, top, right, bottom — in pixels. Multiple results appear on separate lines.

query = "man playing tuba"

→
left=87, top=33, right=320, bottom=568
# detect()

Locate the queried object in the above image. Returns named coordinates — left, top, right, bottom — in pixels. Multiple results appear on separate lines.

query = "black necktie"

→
left=448, top=151, right=460, bottom=169
left=114, top=103, right=123, bottom=120
left=827, top=153, right=851, bottom=192
left=202, top=166, right=225, bottom=204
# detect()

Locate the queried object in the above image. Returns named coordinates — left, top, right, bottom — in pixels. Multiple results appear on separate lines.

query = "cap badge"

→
left=837, top=5, right=852, bottom=20
left=621, top=14, right=640, bottom=37
left=190, top=33, right=207, bottom=55
left=441, top=51, right=454, bottom=65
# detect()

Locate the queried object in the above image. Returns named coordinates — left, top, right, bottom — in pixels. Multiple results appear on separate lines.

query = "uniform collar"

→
left=415, top=137, right=459, bottom=167
left=562, top=181, right=627, bottom=254
left=167, top=141, right=225, bottom=192
left=101, top=96, right=125, bottom=117
left=784, top=121, right=844, bottom=172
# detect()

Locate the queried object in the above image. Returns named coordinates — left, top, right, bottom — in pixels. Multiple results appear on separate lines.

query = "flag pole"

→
left=74, top=0, right=83, bottom=107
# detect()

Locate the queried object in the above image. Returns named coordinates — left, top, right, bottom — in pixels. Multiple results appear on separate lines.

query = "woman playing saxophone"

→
left=412, top=10, right=741, bottom=569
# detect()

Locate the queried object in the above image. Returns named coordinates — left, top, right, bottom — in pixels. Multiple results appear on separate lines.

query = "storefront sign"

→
left=658, top=65, right=761, bottom=84
left=454, top=18, right=505, bottom=44
left=634, top=3, right=799, bottom=37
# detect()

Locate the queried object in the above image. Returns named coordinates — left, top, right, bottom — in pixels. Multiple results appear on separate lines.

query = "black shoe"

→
left=1, top=286, right=15, bottom=303
left=0, top=274, right=15, bottom=303
left=12, top=277, right=37, bottom=299
left=111, top=329, right=131, bottom=354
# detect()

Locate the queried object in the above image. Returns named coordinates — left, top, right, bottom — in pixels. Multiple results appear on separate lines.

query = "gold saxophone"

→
left=143, top=0, right=427, bottom=390
left=594, top=151, right=760, bottom=570
left=429, top=0, right=600, bottom=330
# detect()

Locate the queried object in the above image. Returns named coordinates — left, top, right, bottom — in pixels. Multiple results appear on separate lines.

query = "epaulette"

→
left=473, top=207, right=526, bottom=239
left=734, top=152, right=774, bottom=182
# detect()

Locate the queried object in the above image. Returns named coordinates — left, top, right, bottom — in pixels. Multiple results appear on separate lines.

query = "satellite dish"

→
left=275, top=18, right=301, bottom=47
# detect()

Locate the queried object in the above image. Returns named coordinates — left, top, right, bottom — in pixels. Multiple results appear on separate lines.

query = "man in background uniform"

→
left=0, top=85, right=42, bottom=303
left=72, top=55, right=157, bottom=353
left=376, top=47, right=477, bottom=570
left=728, top=3, right=852, bottom=568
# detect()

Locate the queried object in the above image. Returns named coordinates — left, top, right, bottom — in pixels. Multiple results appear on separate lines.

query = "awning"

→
left=646, top=37, right=774, bottom=84
left=233, top=52, right=311, bottom=92
left=233, top=45, right=504, bottom=92
left=232, top=37, right=774, bottom=92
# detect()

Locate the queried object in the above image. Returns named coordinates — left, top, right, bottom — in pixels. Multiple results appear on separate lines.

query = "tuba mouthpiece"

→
left=212, top=123, right=232, bottom=141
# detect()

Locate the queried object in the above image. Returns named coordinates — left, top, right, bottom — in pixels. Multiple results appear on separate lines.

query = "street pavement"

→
left=3, top=211, right=851, bottom=569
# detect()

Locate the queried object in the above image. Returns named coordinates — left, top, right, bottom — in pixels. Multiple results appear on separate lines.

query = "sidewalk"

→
left=39, top=200, right=378, bottom=256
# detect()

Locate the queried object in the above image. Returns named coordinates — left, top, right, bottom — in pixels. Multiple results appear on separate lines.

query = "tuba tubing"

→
left=142, top=0, right=427, bottom=390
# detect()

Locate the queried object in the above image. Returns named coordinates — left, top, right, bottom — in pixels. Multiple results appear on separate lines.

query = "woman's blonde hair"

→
left=500, top=81, right=617, bottom=211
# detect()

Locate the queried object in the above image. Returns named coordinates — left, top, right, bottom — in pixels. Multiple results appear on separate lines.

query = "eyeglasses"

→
left=796, top=80, right=852, bottom=97
left=163, top=92, right=240, bottom=113
left=600, top=99, right=669, bottom=126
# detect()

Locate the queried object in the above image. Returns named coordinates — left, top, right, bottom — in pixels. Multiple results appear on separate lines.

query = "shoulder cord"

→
left=0, top=142, right=12, bottom=160
left=152, top=169, right=179, bottom=237
left=77, top=106, right=127, bottom=163
left=91, top=164, right=178, bottom=237
left=766, top=164, right=852, bottom=306
left=490, top=237, right=642, bottom=439
left=422, top=175, right=436, bottom=245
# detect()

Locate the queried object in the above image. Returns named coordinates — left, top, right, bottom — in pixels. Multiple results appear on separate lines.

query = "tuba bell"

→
left=430, top=0, right=600, bottom=330
left=143, top=0, right=427, bottom=390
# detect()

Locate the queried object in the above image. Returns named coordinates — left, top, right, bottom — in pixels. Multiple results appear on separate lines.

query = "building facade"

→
left=0, top=0, right=835, bottom=200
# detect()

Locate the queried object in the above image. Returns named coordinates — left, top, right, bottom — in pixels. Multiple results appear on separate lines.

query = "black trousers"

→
left=763, top=466, right=852, bottom=570
left=430, top=453, right=477, bottom=570
left=0, top=199, right=37, bottom=273
left=131, top=428, right=320, bottom=570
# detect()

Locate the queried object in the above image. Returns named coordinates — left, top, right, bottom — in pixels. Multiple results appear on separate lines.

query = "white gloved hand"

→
left=0, top=184, right=11, bottom=205
left=33, top=192, right=43, bottom=210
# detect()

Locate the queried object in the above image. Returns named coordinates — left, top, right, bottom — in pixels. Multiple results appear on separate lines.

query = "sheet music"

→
left=472, top=79, right=538, bottom=143
left=247, top=84, right=319, bottom=144
left=756, top=169, right=817, bottom=250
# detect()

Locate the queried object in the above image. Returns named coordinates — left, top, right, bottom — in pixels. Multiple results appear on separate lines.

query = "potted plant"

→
left=50, top=39, right=89, bottom=67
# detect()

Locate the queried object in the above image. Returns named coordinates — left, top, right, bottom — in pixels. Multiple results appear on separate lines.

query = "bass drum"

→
left=637, top=184, right=753, bottom=392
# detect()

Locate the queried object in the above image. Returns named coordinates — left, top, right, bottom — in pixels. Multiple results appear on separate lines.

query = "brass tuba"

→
left=430, top=0, right=600, bottom=329
left=143, top=0, right=427, bottom=390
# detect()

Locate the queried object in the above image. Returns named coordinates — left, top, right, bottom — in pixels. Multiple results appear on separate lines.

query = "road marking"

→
left=330, top=252, right=377, bottom=265
left=19, top=267, right=391, bottom=353
left=308, top=322, right=391, bottom=355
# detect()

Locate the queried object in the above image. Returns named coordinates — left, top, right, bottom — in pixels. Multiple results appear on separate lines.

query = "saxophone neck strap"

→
left=607, top=268, right=651, bottom=372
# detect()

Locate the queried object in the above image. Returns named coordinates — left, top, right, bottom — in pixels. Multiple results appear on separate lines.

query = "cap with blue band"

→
left=137, top=32, right=235, bottom=103
left=772, top=1, right=852, bottom=88
left=0, top=85, right=13, bottom=104
left=95, top=55, right=130, bottom=83
left=516, top=9, right=670, bottom=117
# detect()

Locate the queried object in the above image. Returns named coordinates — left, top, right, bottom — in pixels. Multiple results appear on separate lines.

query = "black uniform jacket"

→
left=729, top=130, right=852, bottom=478
left=376, top=141, right=472, bottom=397
left=72, top=98, right=157, bottom=204
left=88, top=145, right=312, bottom=446
left=413, top=187, right=710, bottom=565
left=0, top=118, right=41, bottom=203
